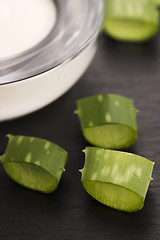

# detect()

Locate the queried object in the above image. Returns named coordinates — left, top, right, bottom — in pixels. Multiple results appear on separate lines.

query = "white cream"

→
left=0, top=0, right=57, bottom=58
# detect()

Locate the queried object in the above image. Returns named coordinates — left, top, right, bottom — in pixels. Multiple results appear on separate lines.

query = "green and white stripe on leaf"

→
left=0, top=135, right=68, bottom=193
left=76, top=94, right=138, bottom=149
left=103, top=0, right=159, bottom=42
left=81, top=147, right=154, bottom=212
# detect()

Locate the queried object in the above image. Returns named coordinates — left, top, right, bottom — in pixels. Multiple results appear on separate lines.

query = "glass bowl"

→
left=0, top=0, right=104, bottom=121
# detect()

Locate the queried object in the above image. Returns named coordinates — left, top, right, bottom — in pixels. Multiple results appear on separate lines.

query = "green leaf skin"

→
left=76, top=94, right=138, bottom=150
left=0, top=135, right=68, bottom=193
left=103, top=0, right=159, bottom=42
left=81, top=147, right=154, bottom=212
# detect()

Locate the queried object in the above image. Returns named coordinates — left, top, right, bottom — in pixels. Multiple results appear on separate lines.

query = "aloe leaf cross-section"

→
left=0, top=135, right=68, bottom=193
left=76, top=94, right=138, bottom=150
left=81, top=147, right=154, bottom=212
left=103, top=0, right=159, bottom=42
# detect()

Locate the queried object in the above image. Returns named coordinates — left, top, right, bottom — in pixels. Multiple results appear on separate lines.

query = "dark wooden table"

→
left=0, top=33, right=160, bottom=240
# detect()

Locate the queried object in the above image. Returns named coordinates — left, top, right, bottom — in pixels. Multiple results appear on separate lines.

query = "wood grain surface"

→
left=0, top=33, right=160, bottom=240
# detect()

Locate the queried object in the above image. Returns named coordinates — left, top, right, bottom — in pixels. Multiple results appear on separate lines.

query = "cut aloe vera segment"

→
left=81, top=147, right=154, bottom=212
left=0, top=135, right=68, bottom=193
left=103, top=0, right=158, bottom=42
left=76, top=94, right=138, bottom=149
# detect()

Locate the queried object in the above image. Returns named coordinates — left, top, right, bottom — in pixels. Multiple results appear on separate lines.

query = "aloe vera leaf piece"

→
left=103, top=0, right=158, bottom=42
left=81, top=147, right=154, bottom=212
left=76, top=94, right=138, bottom=149
left=0, top=135, right=68, bottom=193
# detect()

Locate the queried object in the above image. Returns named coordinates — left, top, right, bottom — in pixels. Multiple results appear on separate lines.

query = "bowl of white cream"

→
left=0, top=0, right=104, bottom=121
